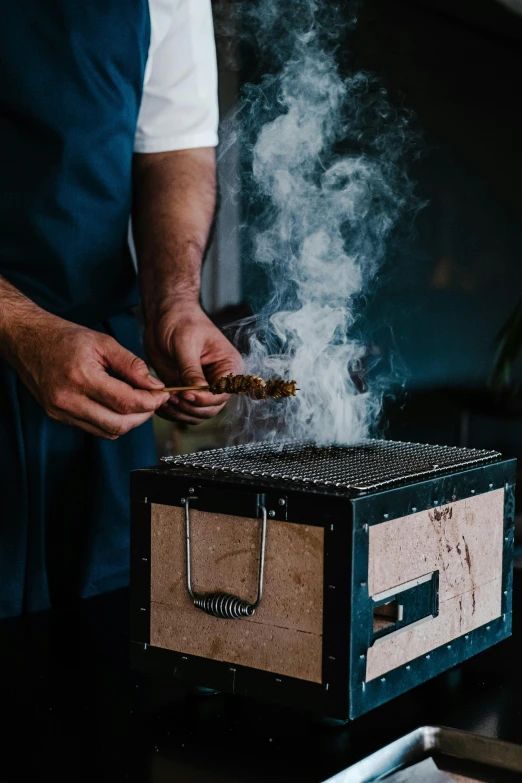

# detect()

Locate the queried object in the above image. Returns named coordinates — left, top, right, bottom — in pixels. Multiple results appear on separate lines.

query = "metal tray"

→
left=322, top=726, right=522, bottom=782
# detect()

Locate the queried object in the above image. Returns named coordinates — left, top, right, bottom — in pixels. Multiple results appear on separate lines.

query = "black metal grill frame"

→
left=162, top=440, right=501, bottom=493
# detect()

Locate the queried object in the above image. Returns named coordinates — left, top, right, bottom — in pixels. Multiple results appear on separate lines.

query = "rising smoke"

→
left=219, top=0, right=418, bottom=445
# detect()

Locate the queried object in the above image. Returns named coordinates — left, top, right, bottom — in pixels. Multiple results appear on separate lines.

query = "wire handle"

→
left=183, top=494, right=267, bottom=620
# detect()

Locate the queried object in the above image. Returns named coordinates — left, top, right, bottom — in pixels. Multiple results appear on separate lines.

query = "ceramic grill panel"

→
left=162, top=440, right=501, bottom=492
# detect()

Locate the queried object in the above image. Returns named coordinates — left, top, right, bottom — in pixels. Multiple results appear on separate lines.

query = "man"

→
left=0, top=0, right=242, bottom=618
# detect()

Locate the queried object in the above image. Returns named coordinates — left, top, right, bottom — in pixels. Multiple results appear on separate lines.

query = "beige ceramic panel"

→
left=368, top=489, right=504, bottom=601
left=366, top=489, right=504, bottom=681
left=150, top=504, right=324, bottom=682
left=151, top=601, right=323, bottom=682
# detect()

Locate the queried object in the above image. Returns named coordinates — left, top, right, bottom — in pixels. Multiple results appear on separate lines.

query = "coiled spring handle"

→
left=183, top=494, right=267, bottom=620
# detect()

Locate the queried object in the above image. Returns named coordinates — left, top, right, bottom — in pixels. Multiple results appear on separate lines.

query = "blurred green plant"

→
left=491, top=298, right=522, bottom=392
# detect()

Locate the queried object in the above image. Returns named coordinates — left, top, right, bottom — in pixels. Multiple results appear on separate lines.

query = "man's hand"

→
left=0, top=283, right=170, bottom=439
left=144, top=302, right=243, bottom=424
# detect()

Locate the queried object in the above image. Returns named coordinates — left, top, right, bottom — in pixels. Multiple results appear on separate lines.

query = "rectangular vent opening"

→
left=373, top=600, right=402, bottom=634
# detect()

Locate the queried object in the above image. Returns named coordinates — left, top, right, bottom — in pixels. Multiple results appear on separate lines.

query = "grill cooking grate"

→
left=162, top=440, right=501, bottom=492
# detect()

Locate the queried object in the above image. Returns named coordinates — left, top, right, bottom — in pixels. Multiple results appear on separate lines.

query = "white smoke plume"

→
left=219, top=0, right=418, bottom=445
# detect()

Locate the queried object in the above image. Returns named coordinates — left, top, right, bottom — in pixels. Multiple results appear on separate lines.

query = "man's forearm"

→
left=133, top=147, right=242, bottom=420
left=132, top=147, right=216, bottom=325
left=0, top=275, right=48, bottom=362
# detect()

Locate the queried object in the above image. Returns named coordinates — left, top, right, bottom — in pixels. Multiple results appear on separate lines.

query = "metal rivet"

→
left=360, top=581, right=366, bottom=587
left=505, top=483, right=509, bottom=490
left=489, top=483, right=494, bottom=489
left=486, top=626, right=490, bottom=631
left=275, top=678, right=282, bottom=683
left=229, top=667, right=236, bottom=672
left=504, top=591, right=508, bottom=596
left=180, top=497, right=186, bottom=504
left=505, top=537, right=509, bottom=542
left=426, top=654, right=431, bottom=660
left=182, top=656, right=188, bottom=661
left=144, top=497, right=148, bottom=504
left=359, top=654, right=366, bottom=660
left=411, top=507, right=417, bottom=513
left=142, top=557, right=148, bottom=562
left=188, top=487, right=195, bottom=494
left=278, top=498, right=286, bottom=506
left=328, top=656, right=336, bottom=662
left=140, top=608, right=146, bottom=612
left=328, top=584, right=336, bottom=590
left=380, top=677, right=386, bottom=683
left=362, top=682, right=366, bottom=692
left=383, top=513, right=389, bottom=519
left=471, top=489, right=475, bottom=494
left=363, top=524, right=369, bottom=533
left=433, top=500, right=439, bottom=506
left=447, top=644, right=452, bottom=649
left=330, top=523, right=334, bottom=532
left=464, top=635, right=469, bottom=640
left=406, top=665, right=411, bottom=670
left=268, top=510, right=276, bottom=518
left=325, top=683, right=329, bottom=691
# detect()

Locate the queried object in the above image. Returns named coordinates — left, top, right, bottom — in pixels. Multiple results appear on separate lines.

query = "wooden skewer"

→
left=161, top=385, right=210, bottom=393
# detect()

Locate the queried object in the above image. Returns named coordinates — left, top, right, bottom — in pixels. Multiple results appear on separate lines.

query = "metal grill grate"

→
left=162, top=440, right=501, bottom=492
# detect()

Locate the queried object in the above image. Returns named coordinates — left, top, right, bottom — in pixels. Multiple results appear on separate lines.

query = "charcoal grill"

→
left=130, top=440, right=515, bottom=721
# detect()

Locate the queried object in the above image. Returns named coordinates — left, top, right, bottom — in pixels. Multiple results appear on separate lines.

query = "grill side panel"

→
left=130, top=470, right=353, bottom=720
left=348, top=459, right=515, bottom=720
left=150, top=503, right=325, bottom=683
left=366, top=489, right=504, bottom=681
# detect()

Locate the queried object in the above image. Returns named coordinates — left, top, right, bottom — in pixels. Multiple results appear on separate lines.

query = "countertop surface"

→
left=1, top=572, right=521, bottom=783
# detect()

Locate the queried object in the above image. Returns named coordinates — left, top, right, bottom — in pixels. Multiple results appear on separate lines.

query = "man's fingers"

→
left=88, top=373, right=170, bottom=415
left=156, top=405, right=213, bottom=425
left=174, top=335, right=209, bottom=388
left=166, top=397, right=225, bottom=420
left=157, top=394, right=227, bottom=423
left=93, top=406, right=155, bottom=439
left=61, top=396, right=155, bottom=438
left=178, top=390, right=230, bottom=408
left=57, top=411, right=115, bottom=439
left=101, top=338, right=165, bottom=391
left=179, top=357, right=243, bottom=407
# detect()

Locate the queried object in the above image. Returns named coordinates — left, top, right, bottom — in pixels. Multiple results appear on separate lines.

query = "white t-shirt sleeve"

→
left=134, top=0, right=219, bottom=153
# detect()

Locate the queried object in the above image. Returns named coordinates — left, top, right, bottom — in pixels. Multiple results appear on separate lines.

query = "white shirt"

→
left=134, top=0, right=219, bottom=153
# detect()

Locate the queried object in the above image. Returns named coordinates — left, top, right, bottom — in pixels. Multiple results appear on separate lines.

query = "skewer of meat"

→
left=161, top=373, right=298, bottom=399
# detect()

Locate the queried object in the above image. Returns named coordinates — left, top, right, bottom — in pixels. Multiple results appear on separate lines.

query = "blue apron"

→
left=0, top=0, right=157, bottom=617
